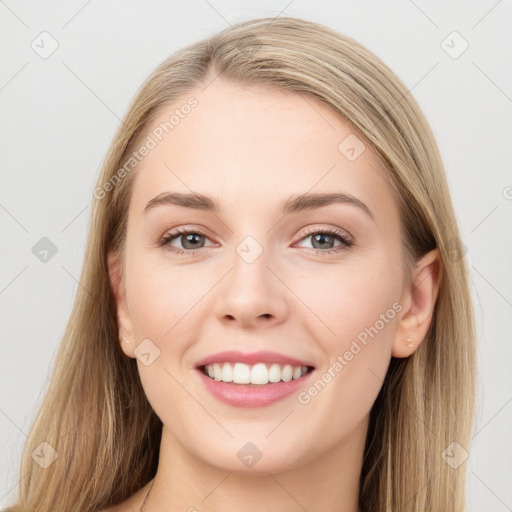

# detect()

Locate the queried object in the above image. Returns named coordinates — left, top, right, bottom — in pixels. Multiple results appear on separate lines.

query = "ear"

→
left=108, top=251, right=136, bottom=359
left=392, top=248, right=442, bottom=358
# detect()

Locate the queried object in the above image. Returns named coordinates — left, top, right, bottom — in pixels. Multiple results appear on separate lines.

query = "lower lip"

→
left=195, top=368, right=315, bottom=408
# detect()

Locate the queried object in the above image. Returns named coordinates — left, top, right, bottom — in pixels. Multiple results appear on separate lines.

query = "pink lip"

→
left=195, top=367, right=316, bottom=408
left=194, top=350, right=314, bottom=369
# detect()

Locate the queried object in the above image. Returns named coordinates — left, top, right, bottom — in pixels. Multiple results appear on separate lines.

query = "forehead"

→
left=128, top=79, right=397, bottom=223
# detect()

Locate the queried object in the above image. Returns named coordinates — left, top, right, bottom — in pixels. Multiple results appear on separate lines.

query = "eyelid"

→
left=159, top=226, right=215, bottom=251
left=159, top=224, right=354, bottom=255
left=296, top=225, right=353, bottom=243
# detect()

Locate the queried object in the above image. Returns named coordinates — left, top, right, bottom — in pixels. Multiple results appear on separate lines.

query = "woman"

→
left=6, top=16, right=476, bottom=512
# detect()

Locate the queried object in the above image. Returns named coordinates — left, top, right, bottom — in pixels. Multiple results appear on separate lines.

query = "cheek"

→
left=126, top=256, right=202, bottom=341
left=311, top=261, right=402, bottom=411
left=306, top=259, right=401, bottom=348
left=292, top=271, right=400, bottom=437
left=125, top=258, right=203, bottom=426
left=127, top=277, right=168, bottom=339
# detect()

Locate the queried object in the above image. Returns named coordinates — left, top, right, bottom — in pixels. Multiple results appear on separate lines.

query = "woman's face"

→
left=111, top=79, right=412, bottom=473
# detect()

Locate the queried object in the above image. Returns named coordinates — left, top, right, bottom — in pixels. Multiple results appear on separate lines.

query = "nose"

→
left=212, top=246, right=289, bottom=329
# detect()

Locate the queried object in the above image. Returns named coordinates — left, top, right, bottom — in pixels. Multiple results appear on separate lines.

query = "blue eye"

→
left=159, top=227, right=354, bottom=256
left=295, top=227, right=354, bottom=256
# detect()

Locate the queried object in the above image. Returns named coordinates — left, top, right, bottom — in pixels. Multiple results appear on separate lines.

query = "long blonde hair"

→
left=7, top=16, right=476, bottom=512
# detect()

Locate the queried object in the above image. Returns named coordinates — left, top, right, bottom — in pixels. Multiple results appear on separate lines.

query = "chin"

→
left=192, top=438, right=309, bottom=475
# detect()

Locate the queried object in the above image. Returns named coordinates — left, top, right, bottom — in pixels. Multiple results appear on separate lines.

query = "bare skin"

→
left=105, top=78, right=441, bottom=512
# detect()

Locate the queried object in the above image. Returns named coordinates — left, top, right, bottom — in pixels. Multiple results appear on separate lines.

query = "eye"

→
left=159, top=226, right=354, bottom=256
left=295, top=227, right=354, bottom=256
left=159, top=228, right=215, bottom=255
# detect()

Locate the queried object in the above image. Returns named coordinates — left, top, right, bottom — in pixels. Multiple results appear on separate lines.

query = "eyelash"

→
left=159, top=227, right=354, bottom=257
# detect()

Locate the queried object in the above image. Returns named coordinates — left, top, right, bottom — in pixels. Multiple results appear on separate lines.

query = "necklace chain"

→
left=139, top=478, right=155, bottom=512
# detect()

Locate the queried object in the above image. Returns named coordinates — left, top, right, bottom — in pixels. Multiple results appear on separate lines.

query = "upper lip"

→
left=195, top=350, right=315, bottom=368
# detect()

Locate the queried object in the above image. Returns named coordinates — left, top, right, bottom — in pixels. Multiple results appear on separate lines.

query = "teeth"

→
left=268, top=363, right=281, bottom=383
left=203, top=362, right=310, bottom=385
left=251, top=363, right=268, bottom=385
left=221, top=362, right=233, bottom=382
left=233, top=362, right=251, bottom=384
left=292, top=366, right=302, bottom=380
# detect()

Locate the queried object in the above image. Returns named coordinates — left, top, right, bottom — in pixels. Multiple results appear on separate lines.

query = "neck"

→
left=144, top=416, right=368, bottom=512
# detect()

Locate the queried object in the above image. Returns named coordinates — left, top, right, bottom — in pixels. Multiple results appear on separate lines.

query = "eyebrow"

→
left=143, top=191, right=374, bottom=221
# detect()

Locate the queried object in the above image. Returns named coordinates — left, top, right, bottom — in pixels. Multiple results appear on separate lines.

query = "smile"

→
left=201, top=362, right=314, bottom=385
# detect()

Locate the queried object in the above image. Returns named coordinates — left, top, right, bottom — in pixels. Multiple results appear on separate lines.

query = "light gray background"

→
left=1, top=1, right=511, bottom=510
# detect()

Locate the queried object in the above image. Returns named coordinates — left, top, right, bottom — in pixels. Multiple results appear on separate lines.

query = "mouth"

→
left=198, top=362, right=315, bottom=386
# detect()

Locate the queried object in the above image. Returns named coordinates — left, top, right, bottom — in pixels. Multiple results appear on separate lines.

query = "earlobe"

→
left=107, top=251, right=136, bottom=359
left=392, top=247, right=442, bottom=358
